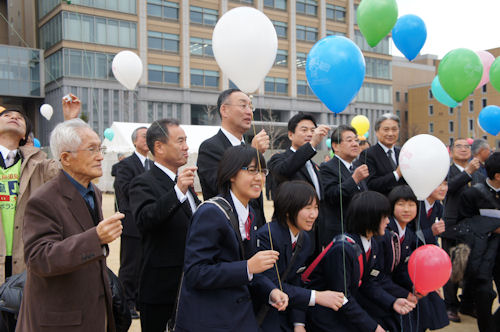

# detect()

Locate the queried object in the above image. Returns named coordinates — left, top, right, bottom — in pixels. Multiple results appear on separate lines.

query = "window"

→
left=264, top=0, right=287, bottom=10
left=297, top=80, right=314, bottom=97
left=469, top=119, right=474, bottom=131
left=449, top=121, right=454, bottom=133
left=191, top=69, right=219, bottom=88
left=1, top=46, right=42, bottom=97
left=482, top=98, right=487, bottom=108
left=483, top=84, right=487, bottom=93
left=354, top=30, right=390, bottom=55
left=296, top=0, right=317, bottom=16
left=275, top=50, right=288, bottom=66
left=365, top=57, right=391, bottom=79
left=37, top=0, right=60, bottom=19
left=296, top=52, right=307, bottom=68
left=297, top=25, right=317, bottom=42
left=149, top=64, right=180, bottom=85
left=147, top=0, right=179, bottom=20
left=326, top=4, right=346, bottom=22
left=68, top=0, right=137, bottom=14
left=231, top=0, right=253, bottom=3
left=61, top=12, right=137, bottom=48
left=395, top=91, right=400, bottom=102
left=326, top=30, right=346, bottom=37
left=449, top=107, right=454, bottom=115
left=60, top=48, right=116, bottom=80
left=469, top=100, right=474, bottom=112
left=357, top=83, right=392, bottom=104
left=148, top=31, right=179, bottom=53
left=265, top=77, right=288, bottom=95
left=190, top=37, right=213, bottom=57
left=39, top=13, right=62, bottom=49
left=429, top=122, right=434, bottom=133
left=404, top=92, right=408, bottom=103
left=428, top=105, right=434, bottom=115
left=449, top=137, right=454, bottom=146
left=429, top=89, right=433, bottom=99
left=273, top=21, right=287, bottom=38
left=190, top=6, right=218, bottom=26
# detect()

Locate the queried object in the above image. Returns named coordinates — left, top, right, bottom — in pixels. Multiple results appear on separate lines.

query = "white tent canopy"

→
left=98, top=122, right=220, bottom=192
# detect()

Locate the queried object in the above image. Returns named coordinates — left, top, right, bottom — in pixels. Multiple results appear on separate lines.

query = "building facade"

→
left=2, top=0, right=394, bottom=146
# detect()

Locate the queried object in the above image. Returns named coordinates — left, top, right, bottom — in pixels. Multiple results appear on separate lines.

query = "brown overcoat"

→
left=16, top=171, right=115, bottom=332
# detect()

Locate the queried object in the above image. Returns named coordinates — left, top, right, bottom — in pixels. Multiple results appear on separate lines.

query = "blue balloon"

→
left=326, top=138, right=331, bottom=149
left=431, top=76, right=458, bottom=108
left=392, top=14, right=427, bottom=61
left=33, top=138, right=41, bottom=148
left=306, top=36, right=365, bottom=113
left=479, top=105, right=500, bottom=135
left=104, top=128, right=115, bottom=141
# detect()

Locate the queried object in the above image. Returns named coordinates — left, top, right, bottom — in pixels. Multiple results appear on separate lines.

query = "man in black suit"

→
left=114, top=126, right=149, bottom=319
left=359, top=113, right=405, bottom=196
left=320, top=124, right=369, bottom=246
left=129, top=119, right=200, bottom=332
left=197, top=88, right=269, bottom=225
left=268, top=112, right=329, bottom=255
left=441, top=138, right=481, bottom=322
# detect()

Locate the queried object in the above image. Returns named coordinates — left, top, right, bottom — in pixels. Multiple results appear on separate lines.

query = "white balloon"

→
left=399, top=134, right=450, bottom=200
left=40, top=104, right=53, bottom=121
left=212, top=7, right=277, bottom=93
left=112, top=50, right=143, bottom=90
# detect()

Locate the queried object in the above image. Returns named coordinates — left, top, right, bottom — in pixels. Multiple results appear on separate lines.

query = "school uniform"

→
left=387, top=217, right=449, bottom=331
left=410, top=200, right=443, bottom=246
left=306, top=233, right=396, bottom=332
left=175, top=193, right=275, bottom=332
left=254, top=221, right=313, bottom=331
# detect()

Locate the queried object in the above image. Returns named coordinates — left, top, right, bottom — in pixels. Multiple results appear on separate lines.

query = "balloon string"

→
left=249, top=96, right=283, bottom=292
left=337, top=126, right=348, bottom=297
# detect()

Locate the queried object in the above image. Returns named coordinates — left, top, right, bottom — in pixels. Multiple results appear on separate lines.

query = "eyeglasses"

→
left=66, top=146, right=107, bottom=155
left=224, top=103, right=254, bottom=111
left=241, top=166, right=269, bottom=176
left=454, top=144, right=470, bottom=149
left=342, top=138, right=360, bottom=144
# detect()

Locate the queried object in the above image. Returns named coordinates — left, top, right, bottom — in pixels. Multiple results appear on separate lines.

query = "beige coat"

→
left=0, top=145, right=59, bottom=282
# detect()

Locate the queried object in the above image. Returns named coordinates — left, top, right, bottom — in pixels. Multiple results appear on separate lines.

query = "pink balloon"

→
left=466, top=138, right=474, bottom=145
left=476, top=50, right=495, bottom=89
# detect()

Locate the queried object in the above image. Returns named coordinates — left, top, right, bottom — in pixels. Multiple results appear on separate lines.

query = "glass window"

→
left=482, top=98, right=487, bottom=108
left=297, top=0, right=317, bottom=16
left=297, top=80, right=314, bottom=97
left=357, top=83, right=392, bottom=104
left=483, top=84, right=487, bottom=93
left=469, top=100, right=474, bottom=112
left=449, top=121, right=454, bottom=133
left=190, top=68, right=219, bottom=88
left=148, top=64, right=180, bottom=85
left=265, top=76, right=288, bottom=95
left=148, top=31, right=179, bottom=53
left=469, top=119, right=474, bottom=131
left=395, top=91, right=400, bottom=102
left=428, top=89, right=433, bottom=99
left=147, top=0, right=178, bottom=20
left=190, top=37, right=213, bottom=57
left=69, top=49, right=83, bottom=77
left=38, top=0, right=60, bottom=19
left=449, top=107, right=454, bottom=115
left=96, top=18, right=107, bottom=44
left=275, top=50, right=288, bottom=66
left=326, top=30, right=346, bottom=37
left=326, top=4, right=346, bottom=22
left=365, top=57, right=391, bottom=79
left=148, top=64, right=163, bottom=82
left=95, top=53, right=107, bottom=79
left=82, top=51, right=95, bottom=78
left=296, top=25, right=317, bottom=42
left=190, top=6, right=218, bottom=26
left=118, top=21, right=131, bottom=47
left=273, top=21, right=287, bottom=38
left=404, top=92, right=408, bottom=102
left=428, top=105, right=433, bottom=115
left=107, top=19, right=119, bottom=46
left=429, top=122, right=434, bottom=133
left=354, top=30, right=390, bottom=55
left=68, top=0, right=136, bottom=14
left=264, top=0, right=286, bottom=10
left=148, top=31, right=163, bottom=50
left=296, top=52, right=307, bottom=68
left=40, top=13, right=62, bottom=49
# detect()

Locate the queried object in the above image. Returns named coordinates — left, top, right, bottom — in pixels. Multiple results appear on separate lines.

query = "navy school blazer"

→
left=175, top=194, right=275, bottom=332
left=254, top=221, right=313, bottom=331
left=306, top=233, right=396, bottom=332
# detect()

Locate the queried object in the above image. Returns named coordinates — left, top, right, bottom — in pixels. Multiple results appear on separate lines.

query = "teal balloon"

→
left=104, top=128, right=114, bottom=141
left=392, top=14, right=427, bottom=61
left=478, top=105, right=500, bottom=135
left=357, top=0, right=398, bottom=47
left=431, top=76, right=458, bottom=108
left=363, top=132, right=369, bottom=138
left=326, top=138, right=331, bottom=149
left=437, top=48, right=482, bottom=102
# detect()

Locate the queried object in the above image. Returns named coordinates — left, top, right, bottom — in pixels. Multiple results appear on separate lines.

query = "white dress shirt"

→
left=221, top=127, right=245, bottom=146
left=154, top=162, right=197, bottom=213
left=290, top=147, right=321, bottom=199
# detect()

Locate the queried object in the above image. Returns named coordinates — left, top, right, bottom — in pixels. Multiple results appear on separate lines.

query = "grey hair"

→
left=50, top=119, right=92, bottom=159
left=131, top=126, right=148, bottom=144
left=374, top=113, right=400, bottom=131
left=471, top=138, right=489, bottom=156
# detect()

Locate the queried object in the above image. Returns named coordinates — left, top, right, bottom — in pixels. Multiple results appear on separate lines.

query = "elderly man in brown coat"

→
left=16, top=119, right=124, bottom=332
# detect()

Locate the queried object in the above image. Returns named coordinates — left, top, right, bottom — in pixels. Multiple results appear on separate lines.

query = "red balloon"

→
left=408, top=244, right=451, bottom=295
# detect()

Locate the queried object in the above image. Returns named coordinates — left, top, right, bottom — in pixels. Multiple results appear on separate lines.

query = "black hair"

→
left=287, top=112, right=317, bottom=133
left=330, top=124, right=357, bottom=145
left=146, top=118, right=179, bottom=156
left=217, top=145, right=266, bottom=195
left=274, top=180, right=319, bottom=228
left=1, top=108, right=32, bottom=146
left=485, top=152, right=500, bottom=180
left=346, top=191, right=391, bottom=236
left=388, top=185, right=418, bottom=215
left=359, top=140, right=370, bottom=147
left=217, top=88, right=242, bottom=117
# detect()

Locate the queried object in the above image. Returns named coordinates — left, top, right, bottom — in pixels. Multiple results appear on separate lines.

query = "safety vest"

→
left=0, top=159, right=21, bottom=256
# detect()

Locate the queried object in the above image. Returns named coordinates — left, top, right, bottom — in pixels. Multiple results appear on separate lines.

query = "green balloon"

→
left=437, top=48, right=483, bottom=102
left=357, top=0, right=398, bottom=48
left=490, top=57, right=500, bottom=93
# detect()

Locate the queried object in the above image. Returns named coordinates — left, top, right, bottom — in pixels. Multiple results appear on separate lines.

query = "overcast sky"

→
left=392, top=0, right=500, bottom=59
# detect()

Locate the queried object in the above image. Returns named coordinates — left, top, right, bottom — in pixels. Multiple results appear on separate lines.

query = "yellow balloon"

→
left=351, top=115, right=370, bottom=136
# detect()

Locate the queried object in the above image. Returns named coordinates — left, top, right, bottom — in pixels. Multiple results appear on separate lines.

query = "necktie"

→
left=244, top=215, right=252, bottom=240
left=292, top=241, right=297, bottom=251
left=4, top=151, right=16, bottom=168
left=240, top=141, right=245, bottom=146
left=306, top=161, right=321, bottom=199
left=387, top=149, right=397, bottom=171
left=144, top=158, right=151, bottom=171
left=349, top=165, right=354, bottom=173
left=427, top=207, right=433, bottom=219
left=400, top=235, right=405, bottom=245
left=366, top=247, right=372, bottom=261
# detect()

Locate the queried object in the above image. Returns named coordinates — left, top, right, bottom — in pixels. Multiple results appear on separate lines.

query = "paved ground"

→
left=102, top=194, right=484, bottom=332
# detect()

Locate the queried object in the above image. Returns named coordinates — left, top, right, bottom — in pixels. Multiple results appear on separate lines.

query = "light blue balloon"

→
left=392, top=14, right=427, bottom=61
left=479, top=105, right=500, bottom=135
left=33, top=138, right=41, bottom=148
left=431, top=76, right=458, bottom=108
left=306, top=36, right=365, bottom=114
left=104, top=128, right=115, bottom=141
left=326, top=138, right=331, bottom=149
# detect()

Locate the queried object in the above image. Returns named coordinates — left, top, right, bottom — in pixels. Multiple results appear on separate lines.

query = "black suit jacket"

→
left=114, top=153, right=146, bottom=237
left=320, top=156, right=367, bottom=246
left=359, top=143, right=405, bottom=196
left=442, top=164, right=472, bottom=235
left=129, top=164, right=201, bottom=304
left=197, top=129, right=266, bottom=228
